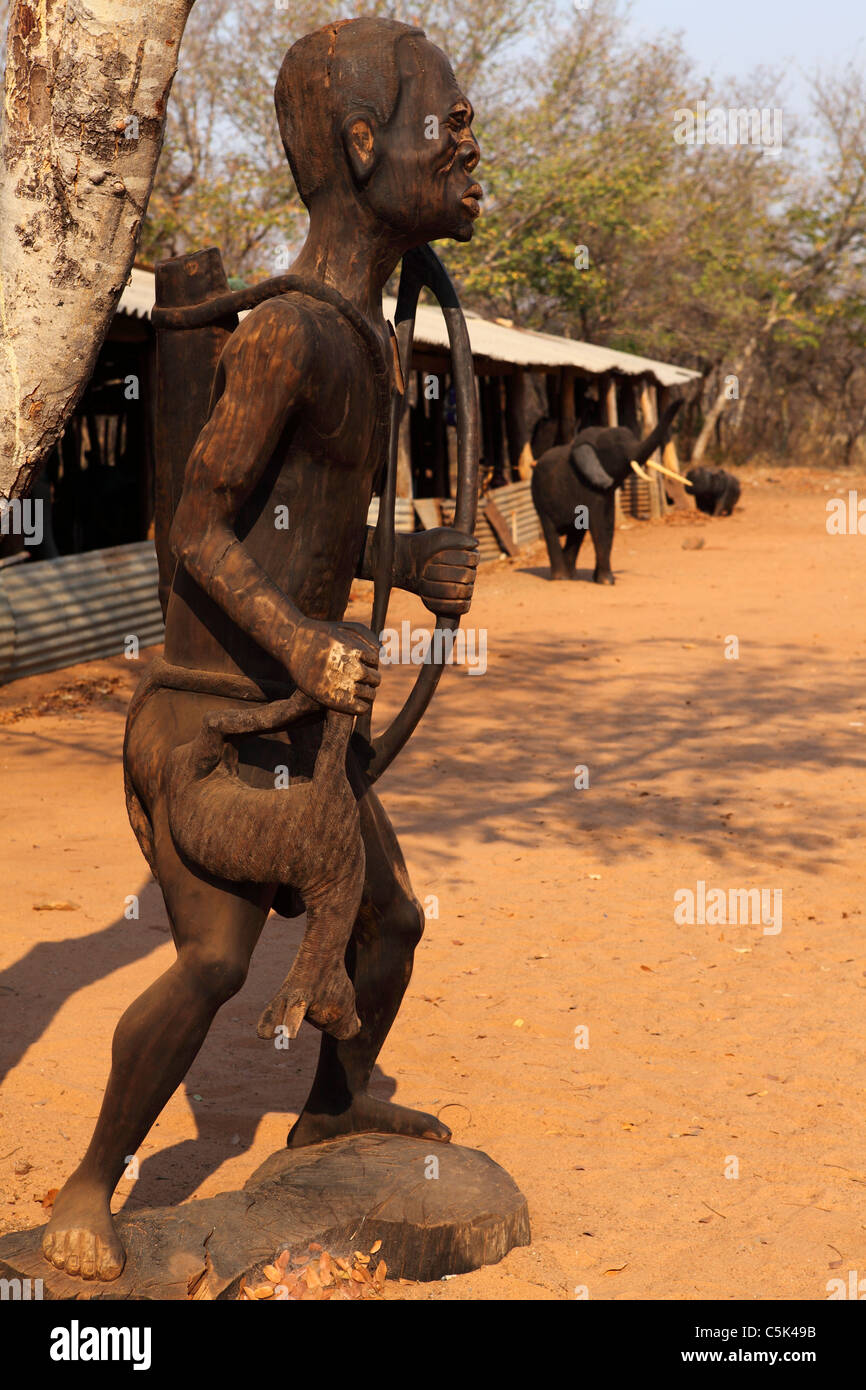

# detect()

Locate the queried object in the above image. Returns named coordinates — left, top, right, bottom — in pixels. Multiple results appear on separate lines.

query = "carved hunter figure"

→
left=43, top=17, right=482, bottom=1281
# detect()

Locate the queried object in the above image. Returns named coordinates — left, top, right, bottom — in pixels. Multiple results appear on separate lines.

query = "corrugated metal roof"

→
left=119, top=267, right=698, bottom=388
left=383, top=297, right=699, bottom=388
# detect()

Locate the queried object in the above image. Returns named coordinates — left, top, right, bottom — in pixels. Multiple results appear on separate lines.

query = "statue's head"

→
left=275, top=18, right=481, bottom=246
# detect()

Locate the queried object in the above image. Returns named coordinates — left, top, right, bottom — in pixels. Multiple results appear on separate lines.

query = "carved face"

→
left=347, top=38, right=482, bottom=245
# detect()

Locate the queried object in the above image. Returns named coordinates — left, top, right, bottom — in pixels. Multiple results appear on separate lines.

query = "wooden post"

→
left=638, top=380, right=666, bottom=519
left=431, top=379, right=448, bottom=498
left=604, top=376, right=619, bottom=428
left=505, top=368, right=534, bottom=481
left=546, top=372, right=560, bottom=437
left=658, top=385, right=693, bottom=511
left=559, top=366, right=576, bottom=443
left=396, top=377, right=413, bottom=498
left=488, top=376, right=507, bottom=488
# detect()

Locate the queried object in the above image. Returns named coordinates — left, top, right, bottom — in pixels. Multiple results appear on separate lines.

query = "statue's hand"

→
left=290, top=619, right=380, bottom=714
left=406, top=528, right=478, bottom=618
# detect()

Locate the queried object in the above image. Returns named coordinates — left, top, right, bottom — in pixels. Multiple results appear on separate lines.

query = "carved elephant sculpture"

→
left=531, top=399, right=684, bottom=582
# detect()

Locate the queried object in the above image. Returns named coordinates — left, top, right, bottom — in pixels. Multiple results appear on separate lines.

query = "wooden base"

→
left=0, top=1135, right=530, bottom=1299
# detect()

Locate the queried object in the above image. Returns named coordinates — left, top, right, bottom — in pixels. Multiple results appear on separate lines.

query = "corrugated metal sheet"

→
left=481, top=479, right=542, bottom=556
left=366, top=497, right=416, bottom=532
left=118, top=267, right=699, bottom=389
left=0, top=542, right=164, bottom=684
left=621, top=475, right=653, bottom=520
left=440, top=479, right=541, bottom=562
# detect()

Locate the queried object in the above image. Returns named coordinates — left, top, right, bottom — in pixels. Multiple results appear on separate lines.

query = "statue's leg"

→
left=42, top=798, right=273, bottom=1281
left=287, top=779, right=450, bottom=1147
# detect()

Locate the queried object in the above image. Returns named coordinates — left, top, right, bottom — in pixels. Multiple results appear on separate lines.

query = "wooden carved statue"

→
left=42, top=16, right=482, bottom=1281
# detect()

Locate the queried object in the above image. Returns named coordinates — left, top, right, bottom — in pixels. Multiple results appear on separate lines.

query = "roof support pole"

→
left=604, top=375, right=619, bottom=429
left=638, top=379, right=666, bottom=519
left=505, top=368, right=533, bottom=481
left=559, top=366, right=576, bottom=443
left=658, top=385, right=693, bottom=511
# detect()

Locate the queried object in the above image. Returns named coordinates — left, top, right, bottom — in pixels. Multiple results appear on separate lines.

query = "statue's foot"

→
left=42, top=1179, right=125, bottom=1281
left=287, top=1094, right=451, bottom=1149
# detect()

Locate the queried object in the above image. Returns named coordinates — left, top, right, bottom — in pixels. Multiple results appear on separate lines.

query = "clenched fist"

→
left=404, top=528, right=479, bottom=618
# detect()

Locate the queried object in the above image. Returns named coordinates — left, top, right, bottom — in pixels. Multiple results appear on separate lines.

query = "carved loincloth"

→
left=124, top=658, right=364, bottom=1039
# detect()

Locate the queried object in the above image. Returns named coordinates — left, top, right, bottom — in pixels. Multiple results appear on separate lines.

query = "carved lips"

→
left=461, top=183, right=483, bottom=218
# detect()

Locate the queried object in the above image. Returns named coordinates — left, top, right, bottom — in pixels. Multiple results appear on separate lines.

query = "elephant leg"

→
left=590, top=490, right=617, bottom=584
left=539, top=509, right=570, bottom=580
left=562, top=525, right=586, bottom=578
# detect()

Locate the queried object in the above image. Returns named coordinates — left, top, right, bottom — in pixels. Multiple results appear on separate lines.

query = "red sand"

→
left=2, top=467, right=865, bottom=1300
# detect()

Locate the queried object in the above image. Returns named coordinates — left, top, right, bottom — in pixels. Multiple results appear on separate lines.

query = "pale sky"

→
left=624, top=0, right=864, bottom=116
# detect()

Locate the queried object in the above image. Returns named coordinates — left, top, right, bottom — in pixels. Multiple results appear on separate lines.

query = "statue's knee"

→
left=389, top=894, right=425, bottom=948
left=183, top=948, right=248, bottom=1004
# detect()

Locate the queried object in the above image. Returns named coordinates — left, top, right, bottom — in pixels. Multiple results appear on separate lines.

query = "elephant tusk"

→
left=643, top=457, right=695, bottom=488
left=630, top=460, right=652, bottom=481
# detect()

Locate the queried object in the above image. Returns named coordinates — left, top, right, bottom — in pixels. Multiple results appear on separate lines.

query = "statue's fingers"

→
left=421, top=579, right=475, bottom=600
left=425, top=597, right=472, bottom=616
left=431, top=547, right=479, bottom=568
left=424, top=563, right=477, bottom=585
left=440, top=530, right=478, bottom=552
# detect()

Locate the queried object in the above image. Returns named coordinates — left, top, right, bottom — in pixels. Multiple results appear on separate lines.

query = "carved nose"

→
left=459, top=139, right=480, bottom=174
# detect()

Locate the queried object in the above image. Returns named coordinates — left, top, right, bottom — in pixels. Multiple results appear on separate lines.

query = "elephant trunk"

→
left=633, top=398, right=683, bottom=465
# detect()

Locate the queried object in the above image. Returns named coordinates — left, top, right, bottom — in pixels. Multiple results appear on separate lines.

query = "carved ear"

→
left=570, top=442, right=615, bottom=490
left=342, top=112, right=377, bottom=186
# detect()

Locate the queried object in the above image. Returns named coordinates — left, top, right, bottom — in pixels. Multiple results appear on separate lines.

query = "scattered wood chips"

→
left=0, top=676, right=122, bottom=726
left=237, top=1241, right=387, bottom=1301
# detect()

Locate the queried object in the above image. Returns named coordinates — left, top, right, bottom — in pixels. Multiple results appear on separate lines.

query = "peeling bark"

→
left=0, top=0, right=195, bottom=500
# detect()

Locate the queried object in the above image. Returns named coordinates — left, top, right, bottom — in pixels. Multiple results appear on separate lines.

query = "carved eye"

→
left=447, top=105, right=472, bottom=134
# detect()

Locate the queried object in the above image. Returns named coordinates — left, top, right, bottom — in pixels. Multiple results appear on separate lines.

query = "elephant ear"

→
left=570, top=441, right=615, bottom=490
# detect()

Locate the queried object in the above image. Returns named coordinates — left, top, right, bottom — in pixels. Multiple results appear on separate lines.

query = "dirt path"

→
left=1, top=468, right=865, bottom=1300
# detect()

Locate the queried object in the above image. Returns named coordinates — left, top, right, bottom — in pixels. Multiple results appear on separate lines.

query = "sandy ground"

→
left=1, top=467, right=865, bottom=1302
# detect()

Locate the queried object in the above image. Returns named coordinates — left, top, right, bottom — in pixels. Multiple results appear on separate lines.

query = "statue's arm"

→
left=357, top=524, right=478, bottom=618
left=170, top=300, right=380, bottom=712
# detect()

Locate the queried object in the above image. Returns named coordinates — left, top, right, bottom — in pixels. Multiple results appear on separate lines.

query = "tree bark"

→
left=1, top=0, right=195, bottom=501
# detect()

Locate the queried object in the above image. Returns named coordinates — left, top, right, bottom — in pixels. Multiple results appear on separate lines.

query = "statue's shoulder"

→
left=231, top=287, right=361, bottom=358
left=219, top=292, right=325, bottom=381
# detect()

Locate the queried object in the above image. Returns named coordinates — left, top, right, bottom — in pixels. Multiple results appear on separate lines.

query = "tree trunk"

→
left=0, top=0, right=195, bottom=501
left=690, top=335, right=759, bottom=464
